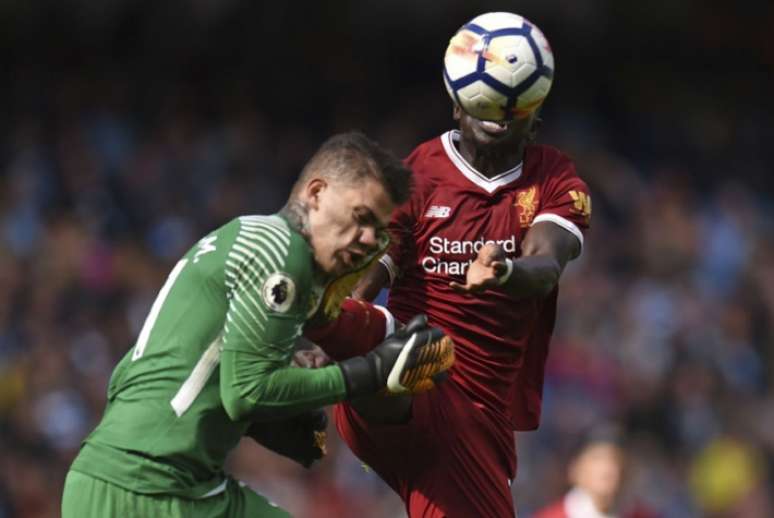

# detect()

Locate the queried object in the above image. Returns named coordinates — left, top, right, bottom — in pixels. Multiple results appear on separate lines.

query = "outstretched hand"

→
left=449, top=243, right=508, bottom=294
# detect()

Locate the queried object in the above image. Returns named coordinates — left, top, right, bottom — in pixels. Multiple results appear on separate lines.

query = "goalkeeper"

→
left=61, top=132, right=454, bottom=518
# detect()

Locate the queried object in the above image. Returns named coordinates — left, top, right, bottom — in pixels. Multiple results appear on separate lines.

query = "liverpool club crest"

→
left=514, top=186, right=538, bottom=228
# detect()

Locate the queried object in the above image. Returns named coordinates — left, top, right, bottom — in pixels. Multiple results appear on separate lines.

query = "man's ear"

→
left=304, top=177, right=327, bottom=210
left=453, top=104, right=462, bottom=121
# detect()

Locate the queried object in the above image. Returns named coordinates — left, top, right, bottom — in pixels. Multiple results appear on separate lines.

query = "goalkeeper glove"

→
left=338, top=314, right=455, bottom=398
left=245, top=409, right=328, bottom=468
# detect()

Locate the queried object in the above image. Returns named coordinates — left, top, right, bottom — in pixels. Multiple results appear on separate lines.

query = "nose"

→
left=358, top=226, right=378, bottom=248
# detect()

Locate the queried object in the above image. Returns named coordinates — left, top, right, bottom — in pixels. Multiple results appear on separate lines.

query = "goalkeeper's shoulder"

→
left=227, top=215, right=316, bottom=293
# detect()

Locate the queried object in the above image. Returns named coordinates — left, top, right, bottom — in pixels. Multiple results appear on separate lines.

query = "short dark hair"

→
left=292, top=131, right=413, bottom=205
left=568, top=423, right=625, bottom=460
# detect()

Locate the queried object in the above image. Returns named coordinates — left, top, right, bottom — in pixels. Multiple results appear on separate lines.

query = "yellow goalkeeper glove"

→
left=307, top=234, right=390, bottom=327
left=338, top=315, right=455, bottom=397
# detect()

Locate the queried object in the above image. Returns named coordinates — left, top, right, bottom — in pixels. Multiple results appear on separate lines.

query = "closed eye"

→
left=353, top=207, right=385, bottom=232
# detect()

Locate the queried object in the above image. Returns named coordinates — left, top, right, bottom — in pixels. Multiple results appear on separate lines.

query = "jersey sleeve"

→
left=532, top=153, right=591, bottom=254
left=379, top=147, right=426, bottom=284
left=219, top=218, right=347, bottom=421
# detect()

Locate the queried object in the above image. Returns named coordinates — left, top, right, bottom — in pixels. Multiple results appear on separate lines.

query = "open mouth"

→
left=340, top=250, right=363, bottom=268
left=479, top=119, right=510, bottom=136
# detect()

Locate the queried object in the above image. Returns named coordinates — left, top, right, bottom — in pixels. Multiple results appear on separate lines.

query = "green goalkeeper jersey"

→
left=71, top=214, right=347, bottom=499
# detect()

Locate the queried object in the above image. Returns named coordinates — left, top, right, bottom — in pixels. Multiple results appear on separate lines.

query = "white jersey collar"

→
left=564, top=488, right=618, bottom=518
left=441, top=130, right=523, bottom=193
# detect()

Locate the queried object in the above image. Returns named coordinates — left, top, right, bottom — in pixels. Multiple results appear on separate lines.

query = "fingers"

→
left=426, top=326, right=445, bottom=343
left=383, top=322, right=455, bottom=395
left=449, top=281, right=470, bottom=293
left=407, top=327, right=446, bottom=364
left=293, top=350, right=331, bottom=368
left=491, top=261, right=506, bottom=277
left=449, top=281, right=485, bottom=294
left=480, top=243, right=506, bottom=265
left=396, top=334, right=455, bottom=394
left=292, top=351, right=315, bottom=368
left=403, top=314, right=429, bottom=334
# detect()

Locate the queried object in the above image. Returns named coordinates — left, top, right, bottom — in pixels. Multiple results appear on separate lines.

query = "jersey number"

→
left=132, top=259, right=188, bottom=361
left=128, top=258, right=222, bottom=418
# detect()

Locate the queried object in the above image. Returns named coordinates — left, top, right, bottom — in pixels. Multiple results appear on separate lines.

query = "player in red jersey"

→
left=306, top=73, right=591, bottom=518
left=339, top=108, right=590, bottom=517
left=305, top=107, right=591, bottom=517
left=304, top=23, right=591, bottom=518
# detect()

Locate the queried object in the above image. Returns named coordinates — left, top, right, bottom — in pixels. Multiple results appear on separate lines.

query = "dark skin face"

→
left=449, top=105, right=580, bottom=296
left=350, top=103, right=581, bottom=424
left=453, top=104, right=541, bottom=179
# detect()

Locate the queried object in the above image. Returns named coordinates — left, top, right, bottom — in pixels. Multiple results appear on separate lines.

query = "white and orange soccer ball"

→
left=443, top=12, right=555, bottom=122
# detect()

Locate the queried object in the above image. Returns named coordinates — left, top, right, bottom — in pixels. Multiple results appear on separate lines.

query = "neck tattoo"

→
left=281, top=200, right=311, bottom=239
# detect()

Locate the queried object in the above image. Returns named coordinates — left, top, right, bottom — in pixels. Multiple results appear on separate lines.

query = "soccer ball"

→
left=443, top=12, right=555, bottom=122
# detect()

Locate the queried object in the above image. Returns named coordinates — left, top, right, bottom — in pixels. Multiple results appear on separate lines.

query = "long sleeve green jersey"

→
left=71, top=214, right=347, bottom=498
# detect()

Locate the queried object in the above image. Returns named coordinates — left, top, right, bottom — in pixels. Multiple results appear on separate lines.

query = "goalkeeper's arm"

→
left=220, top=315, right=454, bottom=422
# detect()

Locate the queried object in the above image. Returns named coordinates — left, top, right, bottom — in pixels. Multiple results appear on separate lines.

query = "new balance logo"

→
left=424, top=205, right=451, bottom=218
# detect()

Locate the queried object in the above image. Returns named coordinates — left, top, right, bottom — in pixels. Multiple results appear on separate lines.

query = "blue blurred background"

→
left=0, top=1, right=773, bottom=516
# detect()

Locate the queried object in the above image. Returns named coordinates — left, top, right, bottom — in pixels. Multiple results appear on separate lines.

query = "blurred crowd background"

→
left=1, top=1, right=773, bottom=517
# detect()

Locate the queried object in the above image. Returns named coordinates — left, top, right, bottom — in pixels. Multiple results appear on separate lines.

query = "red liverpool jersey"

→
left=382, top=130, right=591, bottom=431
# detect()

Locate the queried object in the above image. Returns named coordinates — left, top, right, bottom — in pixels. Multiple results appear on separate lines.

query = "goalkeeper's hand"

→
left=338, top=314, right=455, bottom=398
left=292, top=343, right=332, bottom=368
left=245, top=409, right=328, bottom=468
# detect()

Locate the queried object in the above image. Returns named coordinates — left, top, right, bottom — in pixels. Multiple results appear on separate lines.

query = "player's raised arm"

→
left=214, top=215, right=337, bottom=421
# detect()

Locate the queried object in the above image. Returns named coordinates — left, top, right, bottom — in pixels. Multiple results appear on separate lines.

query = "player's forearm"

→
left=220, top=349, right=347, bottom=422
left=501, top=254, right=562, bottom=299
left=351, top=262, right=390, bottom=301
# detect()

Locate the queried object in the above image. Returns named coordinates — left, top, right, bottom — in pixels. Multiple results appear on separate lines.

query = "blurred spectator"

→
left=689, top=434, right=772, bottom=518
left=532, top=426, right=655, bottom=518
